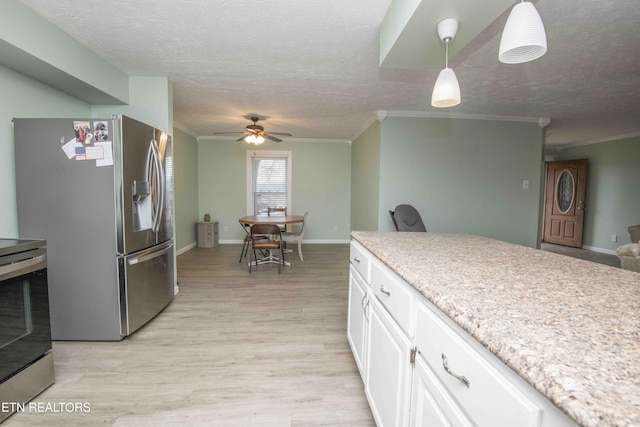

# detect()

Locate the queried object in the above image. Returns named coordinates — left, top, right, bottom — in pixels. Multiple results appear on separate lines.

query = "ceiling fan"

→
left=214, top=116, right=292, bottom=144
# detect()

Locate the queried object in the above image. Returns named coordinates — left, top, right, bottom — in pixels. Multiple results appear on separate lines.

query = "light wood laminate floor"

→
left=5, top=244, right=374, bottom=426
left=540, top=242, right=620, bottom=268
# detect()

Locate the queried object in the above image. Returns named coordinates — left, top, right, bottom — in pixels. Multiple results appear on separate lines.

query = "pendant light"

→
left=431, top=18, right=461, bottom=108
left=499, top=1, right=547, bottom=64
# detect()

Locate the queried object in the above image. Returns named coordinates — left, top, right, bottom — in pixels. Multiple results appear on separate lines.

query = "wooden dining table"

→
left=239, top=214, right=304, bottom=266
left=238, top=214, right=304, bottom=226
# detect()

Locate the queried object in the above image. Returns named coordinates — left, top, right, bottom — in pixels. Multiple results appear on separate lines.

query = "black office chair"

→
left=389, top=204, right=426, bottom=232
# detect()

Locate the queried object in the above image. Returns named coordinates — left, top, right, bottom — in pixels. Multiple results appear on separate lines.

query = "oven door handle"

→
left=0, top=254, right=47, bottom=282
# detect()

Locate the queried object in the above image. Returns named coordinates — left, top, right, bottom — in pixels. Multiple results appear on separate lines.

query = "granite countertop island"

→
left=351, top=231, right=640, bottom=427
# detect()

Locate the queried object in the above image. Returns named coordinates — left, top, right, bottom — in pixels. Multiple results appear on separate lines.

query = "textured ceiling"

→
left=19, top=0, right=640, bottom=146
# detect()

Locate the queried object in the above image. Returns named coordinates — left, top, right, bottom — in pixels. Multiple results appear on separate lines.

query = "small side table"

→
left=197, top=221, right=218, bottom=248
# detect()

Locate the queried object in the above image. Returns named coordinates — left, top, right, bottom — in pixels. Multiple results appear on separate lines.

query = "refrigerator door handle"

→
left=153, top=138, right=165, bottom=234
left=148, top=139, right=165, bottom=234
left=145, top=141, right=157, bottom=232
left=146, top=139, right=163, bottom=233
left=127, top=240, right=173, bottom=265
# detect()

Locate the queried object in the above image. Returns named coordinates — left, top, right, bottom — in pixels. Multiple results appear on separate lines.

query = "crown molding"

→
left=349, top=112, right=387, bottom=141
left=350, top=110, right=550, bottom=142
left=173, top=121, right=199, bottom=138
left=551, top=131, right=640, bottom=150
left=377, top=110, right=551, bottom=125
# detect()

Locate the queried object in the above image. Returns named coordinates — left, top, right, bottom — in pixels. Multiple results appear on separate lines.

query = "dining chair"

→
left=238, top=220, right=252, bottom=263
left=268, top=206, right=288, bottom=232
left=249, top=223, right=285, bottom=274
left=267, top=206, right=287, bottom=216
left=240, top=221, right=269, bottom=263
left=282, top=211, right=307, bottom=261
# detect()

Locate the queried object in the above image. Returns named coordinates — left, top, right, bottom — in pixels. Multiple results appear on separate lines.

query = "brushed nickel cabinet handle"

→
left=360, top=294, right=370, bottom=320
left=442, top=353, right=470, bottom=388
left=379, top=285, right=391, bottom=296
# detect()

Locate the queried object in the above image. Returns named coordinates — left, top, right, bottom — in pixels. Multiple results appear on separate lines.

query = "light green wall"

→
left=198, top=140, right=351, bottom=242
left=92, top=77, right=173, bottom=133
left=0, top=73, right=173, bottom=240
left=0, top=65, right=91, bottom=237
left=351, top=120, right=381, bottom=231
left=173, top=128, right=200, bottom=251
left=555, top=136, right=640, bottom=250
left=0, top=0, right=129, bottom=104
left=377, top=117, right=544, bottom=247
left=0, top=5, right=174, bottom=240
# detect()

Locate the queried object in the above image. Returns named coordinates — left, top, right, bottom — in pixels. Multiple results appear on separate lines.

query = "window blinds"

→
left=250, top=157, right=288, bottom=215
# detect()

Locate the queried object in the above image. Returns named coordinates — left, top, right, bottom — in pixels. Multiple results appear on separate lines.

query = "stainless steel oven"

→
left=0, top=239, right=54, bottom=423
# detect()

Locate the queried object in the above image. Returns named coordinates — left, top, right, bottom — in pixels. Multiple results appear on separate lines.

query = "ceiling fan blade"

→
left=265, top=134, right=283, bottom=142
left=215, top=117, right=290, bottom=143
left=267, top=132, right=293, bottom=136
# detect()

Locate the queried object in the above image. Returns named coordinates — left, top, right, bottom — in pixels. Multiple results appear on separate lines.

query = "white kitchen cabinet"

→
left=365, top=295, right=412, bottom=427
left=410, top=354, right=474, bottom=427
left=370, top=257, right=414, bottom=338
left=348, top=239, right=578, bottom=427
left=347, top=264, right=369, bottom=379
left=414, top=302, right=542, bottom=427
left=350, top=240, right=371, bottom=281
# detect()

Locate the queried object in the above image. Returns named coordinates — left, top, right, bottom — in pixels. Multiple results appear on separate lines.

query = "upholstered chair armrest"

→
left=616, top=243, right=640, bottom=258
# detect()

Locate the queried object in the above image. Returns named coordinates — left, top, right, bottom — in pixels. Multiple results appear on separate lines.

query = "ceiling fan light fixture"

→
left=244, top=134, right=265, bottom=145
left=214, top=117, right=290, bottom=144
left=499, top=1, right=547, bottom=64
left=245, top=134, right=265, bottom=145
left=431, top=18, right=461, bottom=108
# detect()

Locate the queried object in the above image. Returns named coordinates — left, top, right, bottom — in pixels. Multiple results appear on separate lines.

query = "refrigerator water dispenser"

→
left=132, top=180, right=152, bottom=231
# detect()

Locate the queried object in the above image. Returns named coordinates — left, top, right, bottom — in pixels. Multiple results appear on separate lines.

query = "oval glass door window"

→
left=556, top=170, right=575, bottom=213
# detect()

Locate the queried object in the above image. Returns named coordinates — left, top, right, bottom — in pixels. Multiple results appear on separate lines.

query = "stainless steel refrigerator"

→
left=13, top=115, right=175, bottom=341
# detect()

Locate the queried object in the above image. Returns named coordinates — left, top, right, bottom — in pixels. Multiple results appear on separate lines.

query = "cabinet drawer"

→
left=370, top=259, right=413, bottom=337
left=415, top=302, right=542, bottom=427
left=350, top=241, right=370, bottom=282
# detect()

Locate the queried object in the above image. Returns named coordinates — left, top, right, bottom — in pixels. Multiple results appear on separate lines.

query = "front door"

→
left=543, top=159, right=588, bottom=247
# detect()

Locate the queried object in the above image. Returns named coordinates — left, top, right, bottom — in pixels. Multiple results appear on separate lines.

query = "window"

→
left=246, top=151, right=292, bottom=215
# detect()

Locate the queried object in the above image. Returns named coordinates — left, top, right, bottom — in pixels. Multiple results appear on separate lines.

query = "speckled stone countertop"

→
left=351, top=231, right=640, bottom=427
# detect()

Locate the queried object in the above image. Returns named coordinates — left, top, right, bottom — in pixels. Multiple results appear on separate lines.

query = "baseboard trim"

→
left=582, top=245, right=618, bottom=256
left=176, top=242, right=197, bottom=255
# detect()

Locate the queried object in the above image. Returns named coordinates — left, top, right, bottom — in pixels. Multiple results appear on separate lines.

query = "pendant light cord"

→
left=444, top=38, right=451, bottom=68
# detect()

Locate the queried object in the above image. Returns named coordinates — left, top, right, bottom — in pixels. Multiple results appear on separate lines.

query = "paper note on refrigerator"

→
left=61, top=138, right=81, bottom=159
left=95, top=141, right=114, bottom=167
